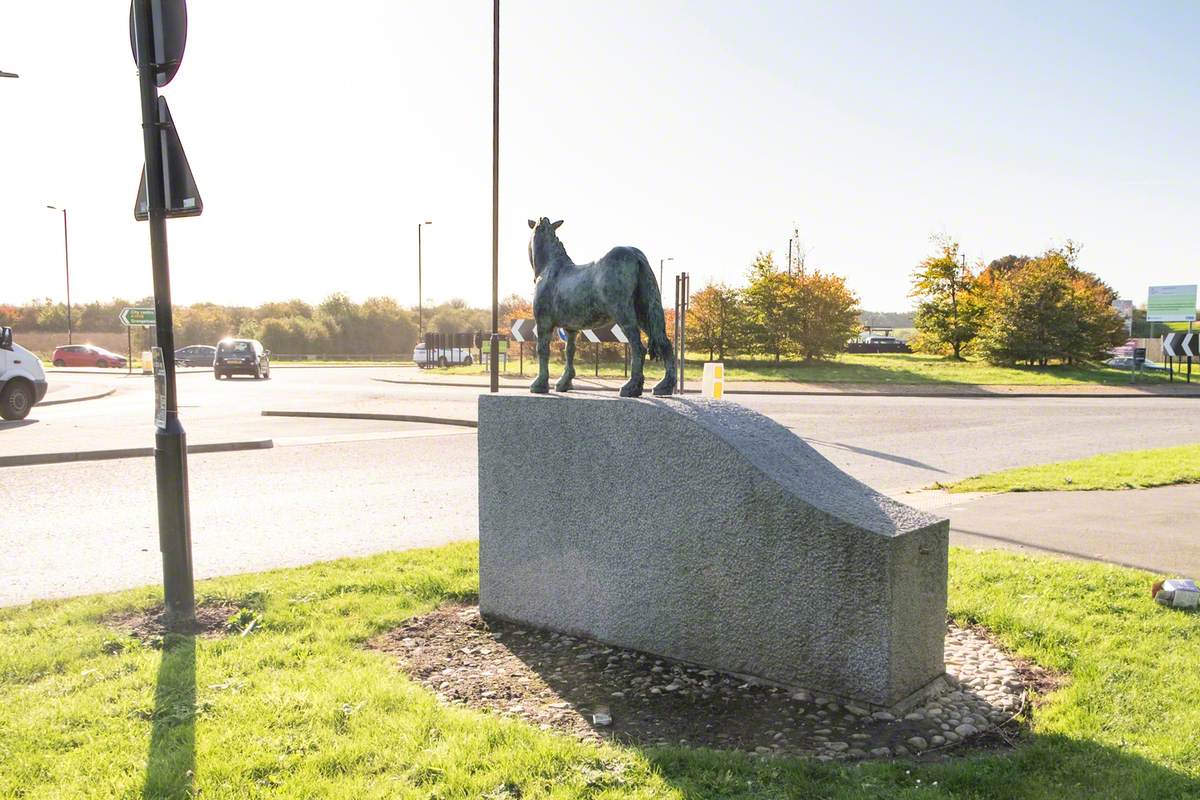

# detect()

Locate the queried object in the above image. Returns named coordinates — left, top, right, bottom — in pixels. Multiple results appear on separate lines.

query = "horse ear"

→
left=552, top=220, right=563, bottom=230
left=527, top=219, right=536, bottom=229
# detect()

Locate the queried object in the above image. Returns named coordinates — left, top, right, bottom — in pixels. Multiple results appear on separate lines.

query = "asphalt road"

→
left=4, top=366, right=1200, bottom=606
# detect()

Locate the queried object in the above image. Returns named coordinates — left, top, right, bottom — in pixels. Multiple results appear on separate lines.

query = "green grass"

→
left=440, top=353, right=1168, bottom=387
left=944, top=444, right=1200, bottom=493
left=2, top=544, right=1198, bottom=799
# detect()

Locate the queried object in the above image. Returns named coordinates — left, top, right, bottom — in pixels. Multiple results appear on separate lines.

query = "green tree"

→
left=974, top=247, right=1125, bottom=365
left=742, top=252, right=790, bottom=362
left=686, top=282, right=741, bottom=361
left=788, top=269, right=860, bottom=362
left=910, top=238, right=982, bottom=359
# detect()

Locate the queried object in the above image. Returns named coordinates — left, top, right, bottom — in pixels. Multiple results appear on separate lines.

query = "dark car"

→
left=214, top=338, right=270, bottom=380
left=175, top=345, right=216, bottom=367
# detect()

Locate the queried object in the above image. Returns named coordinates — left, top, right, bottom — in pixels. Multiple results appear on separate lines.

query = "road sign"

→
left=1162, top=333, right=1200, bottom=358
left=129, top=0, right=187, bottom=87
left=510, top=318, right=622, bottom=344
left=120, top=306, right=156, bottom=326
left=1147, top=285, right=1197, bottom=322
left=134, top=98, right=203, bottom=221
left=581, top=324, right=631, bottom=344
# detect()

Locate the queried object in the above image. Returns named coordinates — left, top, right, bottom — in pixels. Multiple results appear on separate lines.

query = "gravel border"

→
left=372, top=604, right=1060, bottom=760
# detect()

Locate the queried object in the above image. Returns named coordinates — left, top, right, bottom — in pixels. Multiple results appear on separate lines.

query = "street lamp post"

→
left=0, top=70, right=18, bottom=79
left=46, top=206, right=72, bottom=344
left=489, top=0, right=500, bottom=394
left=659, top=257, right=673, bottom=303
left=417, top=220, right=432, bottom=337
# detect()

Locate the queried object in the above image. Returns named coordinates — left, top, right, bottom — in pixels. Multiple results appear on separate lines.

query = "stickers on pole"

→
left=151, top=346, right=167, bottom=429
left=129, top=0, right=187, bottom=87
left=134, top=97, right=203, bottom=220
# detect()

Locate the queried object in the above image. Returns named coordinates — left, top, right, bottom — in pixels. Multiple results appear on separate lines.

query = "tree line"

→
left=1, top=295, right=529, bottom=356
left=909, top=238, right=1127, bottom=365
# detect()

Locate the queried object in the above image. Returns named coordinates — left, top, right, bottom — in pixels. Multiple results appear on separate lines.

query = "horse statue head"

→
left=527, top=217, right=564, bottom=280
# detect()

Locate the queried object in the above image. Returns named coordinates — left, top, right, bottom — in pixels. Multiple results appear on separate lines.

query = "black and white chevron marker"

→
left=1162, top=333, right=1200, bottom=358
left=510, top=319, right=630, bottom=344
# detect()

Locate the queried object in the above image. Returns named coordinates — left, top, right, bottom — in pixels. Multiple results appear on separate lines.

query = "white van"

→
left=413, top=341, right=474, bottom=369
left=0, top=326, right=48, bottom=420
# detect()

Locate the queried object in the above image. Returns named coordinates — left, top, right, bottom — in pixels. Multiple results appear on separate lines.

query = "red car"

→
left=51, top=344, right=128, bottom=368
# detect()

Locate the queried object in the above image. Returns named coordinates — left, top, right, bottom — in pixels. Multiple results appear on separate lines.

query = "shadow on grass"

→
left=640, top=732, right=1200, bottom=799
left=142, top=634, right=196, bottom=800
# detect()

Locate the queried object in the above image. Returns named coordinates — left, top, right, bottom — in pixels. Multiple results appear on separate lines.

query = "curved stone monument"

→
left=478, top=393, right=949, bottom=709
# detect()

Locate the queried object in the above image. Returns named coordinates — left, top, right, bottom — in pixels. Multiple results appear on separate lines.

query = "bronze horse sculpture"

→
left=527, top=217, right=676, bottom=397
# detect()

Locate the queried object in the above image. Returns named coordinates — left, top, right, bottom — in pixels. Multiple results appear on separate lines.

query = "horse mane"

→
left=533, top=229, right=572, bottom=281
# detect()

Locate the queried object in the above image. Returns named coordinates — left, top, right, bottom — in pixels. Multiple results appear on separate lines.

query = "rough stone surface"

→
left=373, top=604, right=1046, bottom=760
left=478, top=393, right=949, bottom=707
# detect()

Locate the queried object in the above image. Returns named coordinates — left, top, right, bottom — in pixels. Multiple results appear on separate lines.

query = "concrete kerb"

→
left=262, top=410, right=478, bottom=428
left=39, top=387, right=117, bottom=407
left=371, top=375, right=1200, bottom=399
left=0, top=438, right=274, bottom=469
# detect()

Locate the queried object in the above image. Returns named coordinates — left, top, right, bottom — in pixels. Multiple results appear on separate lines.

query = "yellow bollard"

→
left=701, top=362, right=724, bottom=399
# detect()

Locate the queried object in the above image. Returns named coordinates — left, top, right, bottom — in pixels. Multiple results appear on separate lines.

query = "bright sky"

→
left=2, top=2, right=1198, bottom=313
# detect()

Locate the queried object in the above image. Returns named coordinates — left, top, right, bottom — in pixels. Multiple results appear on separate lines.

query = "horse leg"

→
left=616, top=317, right=646, bottom=397
left=556, top=330, right=577, bottom=392
left=530, top=318, right=552, bottom=394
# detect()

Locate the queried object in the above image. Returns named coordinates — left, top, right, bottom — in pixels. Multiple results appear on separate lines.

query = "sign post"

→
left=131, top=0, right=197, bottom=626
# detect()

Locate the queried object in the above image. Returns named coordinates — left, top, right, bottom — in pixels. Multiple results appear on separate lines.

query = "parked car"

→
left=1105, top=356, right=1169, bottom=373
left=214, top=338, right=270, bottom=379
left=845, top=336, right=911, bottom=354
left=175, top=345, right=216, bottom=367
left=0, top=327, right=48, bottom=420
left=413, top=341, right=474, bottom=368
left=51, top=344, right=128, bottom=368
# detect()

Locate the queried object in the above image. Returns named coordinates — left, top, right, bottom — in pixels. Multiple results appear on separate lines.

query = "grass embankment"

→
left=945, top=444, right=1200, bottom=494
left=442, top=353, right=1163, bottom=386
left=2, top=544, right=1199, bottom=798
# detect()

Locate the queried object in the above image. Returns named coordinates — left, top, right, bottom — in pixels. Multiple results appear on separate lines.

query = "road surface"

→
left=4, top=366, right=1200, bottom=606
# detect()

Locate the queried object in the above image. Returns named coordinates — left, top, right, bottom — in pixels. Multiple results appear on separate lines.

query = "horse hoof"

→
left=530, top=381, right=549, bottom=394
left=555, top=384, right=572, bottom=392
left=619, top=385, right=643, bottom=398
left=652, top=386, right=673, bottom=396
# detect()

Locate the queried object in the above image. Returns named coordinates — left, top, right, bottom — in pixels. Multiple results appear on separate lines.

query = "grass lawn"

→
left=2, top=545, right=1199, bottom=798
left=440, top=353, right=1164, bottom=387
left=943, top=444, right=1200, bottom=493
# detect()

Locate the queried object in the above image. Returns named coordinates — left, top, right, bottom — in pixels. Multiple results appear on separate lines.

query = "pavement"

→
left=3, top=365, right=1200, bottom=607
left=905, top=486, right=1200, bottom=579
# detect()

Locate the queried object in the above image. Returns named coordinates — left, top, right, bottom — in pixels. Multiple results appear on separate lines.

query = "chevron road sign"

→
left=581, top=324, right=630, bottom=344
left=1162, top=333, right=1200, bottom=358
left=510, top=319, right=630, bottom=344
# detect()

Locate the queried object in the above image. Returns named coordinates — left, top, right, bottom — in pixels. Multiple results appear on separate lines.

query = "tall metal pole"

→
left=788, top=236, right=793, bottom=276
left=418, top=222, right=423, bottom=337
left=659, top=256, right=673, bottom=306
left=133, top=0, right=194, bottom=625
left=417, top=220, right=431, bottom=337
left=61, top=210, right=71, bottom=344
left=489, top=0, right=500, bottom=394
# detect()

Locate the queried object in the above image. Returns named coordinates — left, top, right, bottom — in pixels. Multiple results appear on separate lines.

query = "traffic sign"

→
left=1148, top=285, right=1197, bottom=323
left=120, top=306, right=156, bottom=326
left=135, top=97, right=203, bottom=220
left=129, top=0, right=187, bottom=87
left=1162, top=333, right=1200, bottom=358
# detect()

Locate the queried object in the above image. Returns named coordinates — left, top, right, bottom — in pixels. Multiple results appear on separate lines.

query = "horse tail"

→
left=633, top=253, right=674, bottom=366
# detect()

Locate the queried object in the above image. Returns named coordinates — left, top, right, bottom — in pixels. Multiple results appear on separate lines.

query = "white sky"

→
left=2, top=1, right=1198, bottom=312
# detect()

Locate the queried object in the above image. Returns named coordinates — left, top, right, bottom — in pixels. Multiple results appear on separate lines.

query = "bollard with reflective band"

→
left=702, top=362, right=724, bottom=399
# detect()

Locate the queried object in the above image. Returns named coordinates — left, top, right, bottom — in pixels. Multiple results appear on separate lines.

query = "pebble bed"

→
left=373, top=605, right=1039, bottom=760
